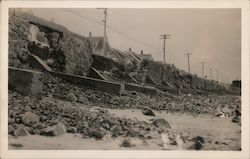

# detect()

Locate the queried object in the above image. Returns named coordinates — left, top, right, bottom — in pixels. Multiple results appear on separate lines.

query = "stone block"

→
left=9, top=67, right=43, bottom=95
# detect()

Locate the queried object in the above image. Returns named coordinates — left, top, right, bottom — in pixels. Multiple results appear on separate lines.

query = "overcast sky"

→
left=27, top=8, right=241, bottom=81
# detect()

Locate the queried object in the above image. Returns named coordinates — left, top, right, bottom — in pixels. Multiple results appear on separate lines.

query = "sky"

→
left=26, top=8, right=241, bottom=81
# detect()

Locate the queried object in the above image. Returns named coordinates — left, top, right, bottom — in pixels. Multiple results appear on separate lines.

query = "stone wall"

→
left=9, top=9, right=93, bottom=76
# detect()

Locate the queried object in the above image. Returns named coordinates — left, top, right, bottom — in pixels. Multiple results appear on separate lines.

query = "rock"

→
left=8, top=125, right=15, bottom=135
left=40, top=115, right=47, bottom=122
left=34, top=123, right=44, bottom=130
left=90, top=130, right=104, bottom=140
left=78, top=95, right=88, bottom=103
left=40, top=123, right=66, bottom=136
left=33, top=129, right=41, bottom=135
left=142, top=107, right=155, bottom=116
left=121, top=138, right=132, bottom=147
left=152, top=118, right=171, bottom=129
left=9, top=117, right=15, bottom=124
left=111, top=125, right=122, bottom=137
left=67, top=127, right=77, bottom=133
left=131, top=91, right=138, bottom=95
left=193, top=136, right=204, bottom=144
left=187, top=141, right=203, bottom=150
left=14, top=126, right=30, bottom=137
left=21, top=112, right=39, bottom=125
left=232, top=116, right=240, bottom=123
left=66, top=93, right=77, bottom=101
left=24, top=106, right=32, bottom=112
left=187, top=136, right=204, bottom=150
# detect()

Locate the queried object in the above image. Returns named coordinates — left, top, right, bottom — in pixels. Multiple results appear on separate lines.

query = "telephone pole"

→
left=160, top=34, right=171, bottom=64
left=98, top=8, right=108, bottom=56
left=216, top=69, right=219, bottom=82
left=184, top=53, right=192, bottom=73
left=221, top=72, right=223, bottom=83
left=201, top=62, right=206, bottom=78
left=210, top=68, right=213, bottom=80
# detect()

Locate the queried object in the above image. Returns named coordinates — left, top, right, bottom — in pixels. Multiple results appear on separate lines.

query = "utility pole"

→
left=221, top=72, right=223, bottom=83
left=160, top=34, right=171, bottom=64
left=184, top=53, right=192, bottom=73
left=216, top=69, right=219, bottom=82
left=98, top=8, right=108, bottom=56
left=210, top=68, right=213, bottom=80
left=201, top=62, right=206, bottom=78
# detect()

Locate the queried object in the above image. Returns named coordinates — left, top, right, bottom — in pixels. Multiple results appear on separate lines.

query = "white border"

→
left=1, top=1, right=249, bottom=159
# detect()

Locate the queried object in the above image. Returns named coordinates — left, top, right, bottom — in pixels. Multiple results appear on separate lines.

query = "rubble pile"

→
left=8, top=91, right=161, bottom=139
left=40, top=74, right=241, bottom=117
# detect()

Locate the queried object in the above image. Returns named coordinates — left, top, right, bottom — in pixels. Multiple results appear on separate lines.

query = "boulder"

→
left=142, top=107, right=155, bottom=116
left=21, top=112, right=39, bottom=125
left=67, top=127, right=77, bottom=133
left=90, top=129, right=104, bottom=140
left=66, top=93, right=77, bottom=101
left=121, top=138, right=133, bottom=147
left=8, top=126, right=15, bottom=135
left=111, top=125, right=122, bottom=137
left=40, top=123, right=66, bottom=136
left=152, top=118, right=171, bottom=129
left=14, top=126, right=30, bottom=137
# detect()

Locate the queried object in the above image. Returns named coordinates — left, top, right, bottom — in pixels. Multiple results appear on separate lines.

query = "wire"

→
left=63, top=8, right=160, bottom=52
left=63, top=8, right=103, bottom=26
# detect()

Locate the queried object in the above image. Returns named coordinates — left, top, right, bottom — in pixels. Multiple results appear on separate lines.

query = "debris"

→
left=142, top=107, right=155, bottom=116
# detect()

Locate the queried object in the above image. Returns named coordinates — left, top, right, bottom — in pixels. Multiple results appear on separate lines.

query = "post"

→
left=216, top=69, right=219, bottom=82
left=201, top=62, right=206, bottom=78
left=98, top=8, right=108, bottom=56
left=184, top=53, right=191, bottom=73
left=210, top=68, right=213, bottom=80
left=221, top=72, right=223, bottom=83
left=160, top=34, right=171, bottom=82
left=160, top=34, right=171, bottom=64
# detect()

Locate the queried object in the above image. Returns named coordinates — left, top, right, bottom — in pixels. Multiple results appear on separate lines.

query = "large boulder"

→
left=14, top=126, right=30, bottom=137
left=22, top=112, right=39, bottom=125
left=40, top=123, right=66, bottom=136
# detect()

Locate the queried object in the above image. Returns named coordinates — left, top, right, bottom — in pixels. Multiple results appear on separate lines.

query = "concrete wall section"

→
left=9, top=67, right=43, bottom=95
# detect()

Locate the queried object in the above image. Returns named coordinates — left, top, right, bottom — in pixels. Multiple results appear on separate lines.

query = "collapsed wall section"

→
left=9, top=9, right=93, bottom=76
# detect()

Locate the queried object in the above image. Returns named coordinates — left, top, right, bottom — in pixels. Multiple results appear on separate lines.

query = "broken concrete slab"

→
left=50, top=71, right=125, bottom=95
left=88, top=67, right=107, bottom=80
left=28, top=53, right=52, bottom=72
left=124, top=83, right=157, bottom=96
left=9, top=67, right=43, bottom=95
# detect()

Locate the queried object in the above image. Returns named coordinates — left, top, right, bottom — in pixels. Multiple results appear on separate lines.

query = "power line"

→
left=63, top=8, right=103, bottom=25
left=63, top=8, right=159, bottom=52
